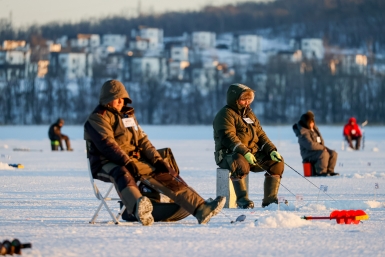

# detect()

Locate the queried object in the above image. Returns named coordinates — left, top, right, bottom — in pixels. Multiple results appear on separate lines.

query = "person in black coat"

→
left=293, top=111, right=339, bottom=176
left=48, top=118, right=73, bottom=151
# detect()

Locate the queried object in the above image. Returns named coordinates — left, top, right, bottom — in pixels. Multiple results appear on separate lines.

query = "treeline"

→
left=1, top=0, right=385, bottom=50
left=1, top=57, right=384, bottom=125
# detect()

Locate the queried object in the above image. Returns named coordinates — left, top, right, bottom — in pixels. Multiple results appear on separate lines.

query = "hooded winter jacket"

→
left=292, top=112, right=326, bottom=161
left=84, top=80, right=161, bottom=177
left=343, top=117, right=362, bottom=137
left=213, top=83, right=276, bottom=164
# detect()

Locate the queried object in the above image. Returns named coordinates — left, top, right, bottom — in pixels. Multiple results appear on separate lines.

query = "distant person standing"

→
left=48, top=118, right=73, bottom=151
left=343, top=117, right=362, bottom=150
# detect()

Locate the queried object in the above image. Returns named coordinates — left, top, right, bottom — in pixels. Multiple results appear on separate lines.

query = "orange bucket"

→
left=303, top=163, right=312, bottom=177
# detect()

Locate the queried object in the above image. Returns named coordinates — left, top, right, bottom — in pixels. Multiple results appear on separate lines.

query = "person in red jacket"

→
left=343, top=117, right=362, bottom=150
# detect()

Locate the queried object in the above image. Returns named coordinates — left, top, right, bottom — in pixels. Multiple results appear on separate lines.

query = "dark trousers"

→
left=345, top=136, right=362, bottom=150
left=311, top=148, right=337, bottom=174
left=95, top=158, right=204, bottom=216
left=218, top=152, right=285, bottom=178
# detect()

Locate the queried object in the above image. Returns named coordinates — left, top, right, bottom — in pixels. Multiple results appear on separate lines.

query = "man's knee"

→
left=230, top=153, right=250, bottom=177
left=110, top=166, right=137, bottom=191
left=319, top=149, right=330, bottom=159
left=268, top=160, right=284, bottom=177
left=330, top=150, right=337, bottom=159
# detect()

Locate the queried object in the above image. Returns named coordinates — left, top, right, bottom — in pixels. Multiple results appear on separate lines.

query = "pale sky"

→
left=0, top=0, right=270, bottom=28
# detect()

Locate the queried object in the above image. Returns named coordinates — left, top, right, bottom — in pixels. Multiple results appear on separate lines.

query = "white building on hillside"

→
left=301, top=39, right=324, bottom=59
left=170, top=46, right=189, bottom=61
left=49, top=51, right=93, bottom=79
left=74, top=34, right=101, bottom=49
left=0, top=41, right=31, bottom=82
left=233, top=34, right=261, bottom=53
left=129, top=37, right=149, bottom=51
left=105, top=53, right=130, bottom=81
left=168, top=46, right=190, bottom=80
left=291, top=38, right=324, bottom=59
left=130, top=56, right=167, bottom=81
left=102, top=34, right=127, bottom=52
left=192, top=32, right=216, bottom=49
left=139, top=27, right=163, bottom=49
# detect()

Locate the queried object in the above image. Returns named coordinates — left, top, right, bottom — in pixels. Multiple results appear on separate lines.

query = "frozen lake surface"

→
left=1, top=125, right=384, bottom=256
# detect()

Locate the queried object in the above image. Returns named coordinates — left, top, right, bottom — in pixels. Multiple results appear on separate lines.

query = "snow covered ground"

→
left=1, top=125, right=384, bottom=257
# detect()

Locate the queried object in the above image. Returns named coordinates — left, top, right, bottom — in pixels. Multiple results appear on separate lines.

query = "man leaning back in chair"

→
left=84, top=79, right=225, bottom=226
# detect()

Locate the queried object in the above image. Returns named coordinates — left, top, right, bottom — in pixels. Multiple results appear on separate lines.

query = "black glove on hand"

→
left=154, top=160, right=171, bottom=172
left=125, top=161, right=139, bottom=177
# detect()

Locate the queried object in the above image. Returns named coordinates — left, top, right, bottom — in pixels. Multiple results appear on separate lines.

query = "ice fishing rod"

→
left=265, top=170, right=296, bottom=197
left=253, top=159, right=297, bottom=197
left=278, top=158, right=336, bottom=201
left=301, top=210, right=369, bottom=225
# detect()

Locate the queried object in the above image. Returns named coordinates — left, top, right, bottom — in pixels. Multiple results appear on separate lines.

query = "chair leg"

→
left=116, top=205, right=126, bottom=222
left=102, top=200, right=120, bottom=224
left=90, top=200, right=104, bottom=224
left=90, top=184, right=122, bottom=224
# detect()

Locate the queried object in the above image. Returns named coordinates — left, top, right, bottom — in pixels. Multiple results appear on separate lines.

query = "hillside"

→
left=1, top=0, right=384, bottom=50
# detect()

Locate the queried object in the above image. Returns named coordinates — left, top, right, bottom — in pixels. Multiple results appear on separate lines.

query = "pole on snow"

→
left=301, top=210, right=369, bottom=225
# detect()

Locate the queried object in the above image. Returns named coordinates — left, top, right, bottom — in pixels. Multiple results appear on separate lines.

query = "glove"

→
left=153, top=159, right=168, bottom=172
left=154, top=159, right=175, bottom=175
left=244, top=152, right=256, bottom=165
left=270, top=151, right=282, bottom=162
left=125, top=161, right=139, bottom=176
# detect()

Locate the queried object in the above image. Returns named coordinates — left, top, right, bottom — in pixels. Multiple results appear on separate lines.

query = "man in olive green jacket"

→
left=84, top=80, right=225, bottom=226
left=213, top=83, right=284, bottom=208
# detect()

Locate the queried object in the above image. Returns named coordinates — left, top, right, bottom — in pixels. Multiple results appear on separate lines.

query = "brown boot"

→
left=120, top=186, right=142, bottom=214
left=194, top=196, right=226, bottom=224
left=232, top=177, right=254, bottom=209
left=261, top=175, right=280, bottom=208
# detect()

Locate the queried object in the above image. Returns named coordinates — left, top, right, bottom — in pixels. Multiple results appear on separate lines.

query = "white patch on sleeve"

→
left=233, top=142, right=242, bottom=151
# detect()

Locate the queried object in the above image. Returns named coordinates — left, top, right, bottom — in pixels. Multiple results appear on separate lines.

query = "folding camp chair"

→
left=87, top=160, right=126, bottom=224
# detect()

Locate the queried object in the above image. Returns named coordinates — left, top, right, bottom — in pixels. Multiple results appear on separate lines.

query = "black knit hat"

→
left=299, top=111, right=315, bottom=129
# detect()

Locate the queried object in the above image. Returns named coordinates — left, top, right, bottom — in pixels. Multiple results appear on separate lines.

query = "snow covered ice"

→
left=1, top=125, right=385, bottom=256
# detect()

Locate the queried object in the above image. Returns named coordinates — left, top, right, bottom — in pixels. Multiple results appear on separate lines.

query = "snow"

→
left=0, top=125, right=385, bottom=256
left=257, top=212, right=311, bottom=228
left=0, top=162, right=14, bottom=170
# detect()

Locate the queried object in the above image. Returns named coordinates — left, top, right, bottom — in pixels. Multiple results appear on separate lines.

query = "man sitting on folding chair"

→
left=84, top=79, right=225, bottom=226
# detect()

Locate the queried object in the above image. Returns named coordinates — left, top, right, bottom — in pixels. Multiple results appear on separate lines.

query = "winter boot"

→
left=120, top=186, right=142, bottom=214
left=261, top=175, right=280, bottom=208
left=194, top=196, right=226, bottom=224
left=232, top=177, right=254, bottom=209
left=134, top=196, right=154, bottom=226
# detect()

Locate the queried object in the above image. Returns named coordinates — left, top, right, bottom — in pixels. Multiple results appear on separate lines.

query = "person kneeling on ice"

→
left=292, top=111, right=339, bottom=176
left=84, top=79, right=225, bottom=226
left=343, top=117, right=362, bottom=150
left=213, top=83, right=284, bottom=209
left=48, top=118, right=73, bottom=151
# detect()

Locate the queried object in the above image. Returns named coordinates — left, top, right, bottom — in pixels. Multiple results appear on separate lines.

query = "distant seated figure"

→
left=292, top=111, right=339, bottom=177
left=343, top=117, right=362, bottom=150
left=48, top=118, right=73, bottom=151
